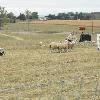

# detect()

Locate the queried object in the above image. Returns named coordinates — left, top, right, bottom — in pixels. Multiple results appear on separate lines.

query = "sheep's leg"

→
left=62, top=47, right=65, bottom=53
left=57, top=47, right=61, bottom=53
left=64, top=48, right=67, bottom=52
left=49, top=47, right=54, bottom=53
left=49, top=49, right=52, bottom=53
left=65, top=48, right=68, bottom=52
left=49, top=47, right=52, bottom=53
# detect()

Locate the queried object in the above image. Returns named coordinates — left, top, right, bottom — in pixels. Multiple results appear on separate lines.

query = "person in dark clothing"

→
left=79, top=32, right=91, bottom=42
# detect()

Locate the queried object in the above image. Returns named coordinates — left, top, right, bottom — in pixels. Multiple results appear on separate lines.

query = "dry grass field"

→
left=3, top=20, right=100, bottom=33
left=0, top=20, right=100, bottom=100
left=19, top=20, right=100, bottom=27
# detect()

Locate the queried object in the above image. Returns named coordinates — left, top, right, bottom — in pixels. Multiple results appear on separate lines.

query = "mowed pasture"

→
left=0, top=20, right=100, bottom=100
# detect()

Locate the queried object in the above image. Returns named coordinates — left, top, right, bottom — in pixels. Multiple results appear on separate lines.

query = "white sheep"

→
left=49, top=41, right=69, bottom=53
left=49, top=42, right=60, bottom=52
left=49, top=40, right=75, bottom=53
left=58, top=41, right=69, bottom=53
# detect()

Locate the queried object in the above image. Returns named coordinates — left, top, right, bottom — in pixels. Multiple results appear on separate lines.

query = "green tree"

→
left=25, top=10, right=32, bottom=20
left=46, top=14, right=56, bottom=20
left=74, top=12, right=79, bottom=20
left=25, top=10, right=32, bottom=31
left=17, top=13, right=26, bottom=21
left=0, top=6, right=8, bottom=29
left=31, top=12, right=38, bottom=19
left=67, top=12, right=74, bottom=19
left=57, top=13, right=69, bottom=20
left=7, top=12, right=16, bottom=23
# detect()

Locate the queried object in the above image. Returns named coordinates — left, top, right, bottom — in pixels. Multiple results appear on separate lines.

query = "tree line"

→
left=0, top=6, right=39, bottom=29
left=46, top=12, right=93, bottom=20
left=17, top=10, right=38, bottom=21
left=17, top=12, right=93, bottom=21
left=0, top=6, right=99, bottom=29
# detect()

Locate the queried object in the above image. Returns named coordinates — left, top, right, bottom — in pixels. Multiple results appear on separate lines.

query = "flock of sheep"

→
left=49, top=40, right=75, bottom=53
left=39, top=39, right=76, bottom=53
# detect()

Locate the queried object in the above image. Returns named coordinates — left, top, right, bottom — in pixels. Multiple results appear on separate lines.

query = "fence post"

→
left=97, top=34, right=100, bottom=50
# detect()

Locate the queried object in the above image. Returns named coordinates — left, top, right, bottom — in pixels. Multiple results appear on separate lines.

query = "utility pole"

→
left=25, top=10, right=31, bottom=32
left=92, top=19, right=93, bottom=34
left=27, top=17, right=29, bottom=32
left=0, top=18, right=1, bottom=30
left=92, top=12, right=94, bottom=34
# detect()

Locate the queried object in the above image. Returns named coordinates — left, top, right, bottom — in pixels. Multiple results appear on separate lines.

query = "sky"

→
left=0, top=0, right=100, bottom=16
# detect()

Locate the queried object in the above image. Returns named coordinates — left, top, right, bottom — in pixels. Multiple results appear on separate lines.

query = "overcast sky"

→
left=0, top=0, right=100, bottom=16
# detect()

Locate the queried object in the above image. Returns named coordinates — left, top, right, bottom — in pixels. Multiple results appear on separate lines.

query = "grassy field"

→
left=3, top=20, right=100, bottom=33
left=0, top=20, right=100, bottom=100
